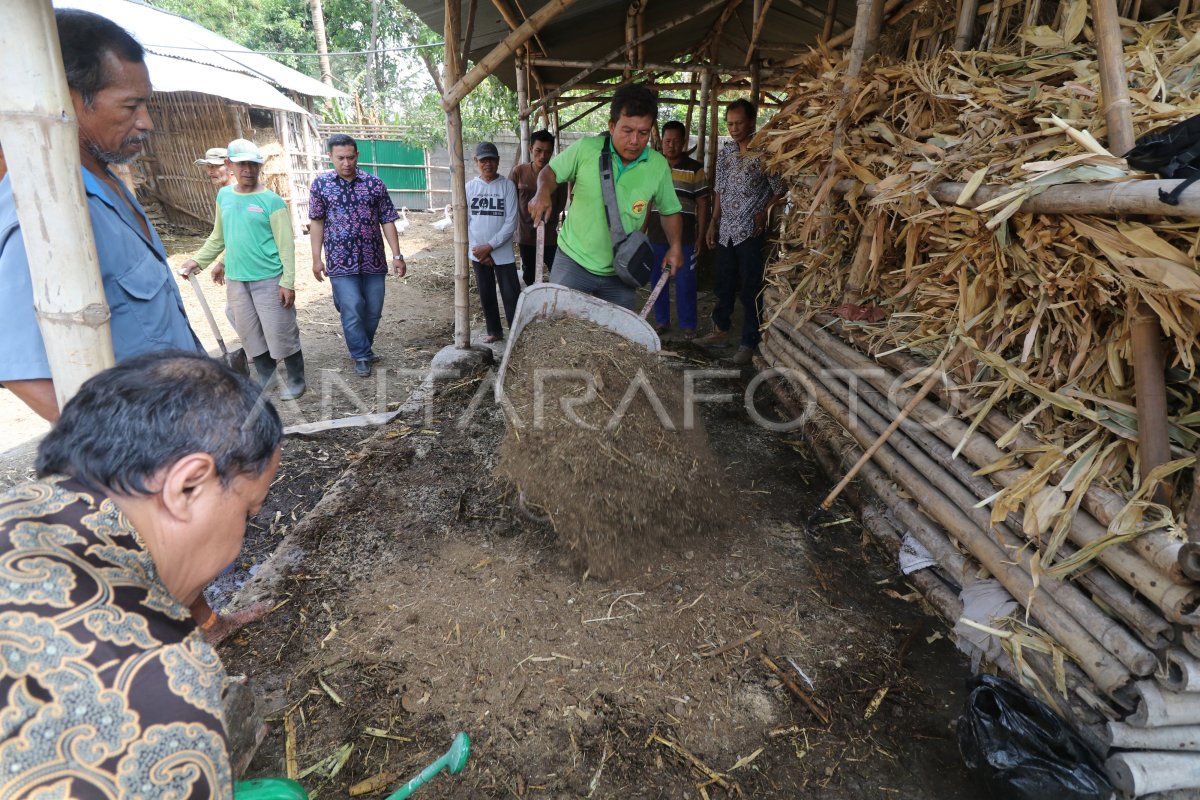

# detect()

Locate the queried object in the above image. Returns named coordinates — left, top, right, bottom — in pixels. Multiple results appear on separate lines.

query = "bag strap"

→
left=598, top=134, right=625, bottom=248
left=1159, top=173, right=1200, bottom=206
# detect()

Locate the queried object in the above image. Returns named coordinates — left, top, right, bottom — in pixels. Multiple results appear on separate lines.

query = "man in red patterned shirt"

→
left=310, top=134, right=407, bottom=378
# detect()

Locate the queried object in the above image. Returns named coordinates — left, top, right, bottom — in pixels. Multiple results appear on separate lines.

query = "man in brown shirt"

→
left=509, top=129, right=567, bottom=287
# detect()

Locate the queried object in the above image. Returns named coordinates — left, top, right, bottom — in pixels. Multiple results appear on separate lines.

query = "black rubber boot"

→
left=279, top=351, right=306, bottom=401
left=253, top=354, right=277, bottom=387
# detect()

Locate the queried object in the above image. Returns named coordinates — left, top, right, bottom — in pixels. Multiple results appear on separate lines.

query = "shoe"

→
left=696, top=328, right=730, bottom=346
left=252, top=355, right=277, bottom=388
left=366, top=352, right=382, bottom=363
left=355, top=359, right=372, bottom=377
left=681, top=329, right=697, bottom=340
left=652, top=322, right=669, bottom=334
left=733, top=345, right=759, bottom=366
left=279, top=352, right=306, bottom=401
left=481, top=334, right=502, bottom=344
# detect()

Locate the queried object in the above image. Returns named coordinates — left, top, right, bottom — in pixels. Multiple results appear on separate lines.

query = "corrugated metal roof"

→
left=402, top=0, right=858, bottom=92
left=55, top=0, right=346, bottom=111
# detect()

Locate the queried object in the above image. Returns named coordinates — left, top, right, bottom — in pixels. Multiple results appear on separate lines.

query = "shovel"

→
left=187, top=273, right=250, bottom=377
left=535, top=221, right=546, bottom=284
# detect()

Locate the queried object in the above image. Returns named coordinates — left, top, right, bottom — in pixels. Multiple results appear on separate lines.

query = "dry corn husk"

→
left=760, top=7, right=1200, bottom=553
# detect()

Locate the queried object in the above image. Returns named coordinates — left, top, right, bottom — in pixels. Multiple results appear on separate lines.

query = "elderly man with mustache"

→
left=0, top=9, right=202, bottom=422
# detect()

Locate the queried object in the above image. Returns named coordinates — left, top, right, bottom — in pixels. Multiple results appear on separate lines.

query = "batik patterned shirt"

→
left=714, top=141, right=785, bottom=247
left=309, top=169, right=400, bottom=277
left=0, top=478, right=232, bottom=799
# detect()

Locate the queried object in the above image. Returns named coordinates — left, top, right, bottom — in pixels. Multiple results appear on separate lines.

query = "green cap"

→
left=227, top=138, right=264, bottom=164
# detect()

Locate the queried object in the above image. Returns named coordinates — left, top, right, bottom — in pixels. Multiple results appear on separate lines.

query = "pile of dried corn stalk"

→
left=757, top=6, right=1200, bottom=795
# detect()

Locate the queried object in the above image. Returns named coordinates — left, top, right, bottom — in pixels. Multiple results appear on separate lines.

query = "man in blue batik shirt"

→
left=0, top=10, right=200, bottom=421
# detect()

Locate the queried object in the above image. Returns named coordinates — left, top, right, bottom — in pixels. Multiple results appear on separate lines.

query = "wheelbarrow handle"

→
left=187, top=273, right=231, bottom=356
left=639, top=271, right=670, bottom=321
left=535, top=222, right=546, bottom=284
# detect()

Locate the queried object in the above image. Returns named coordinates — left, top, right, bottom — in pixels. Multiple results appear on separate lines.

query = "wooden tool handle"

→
left=187, top=273, right=230, bottom=356
left=640, top=271, right=670, bottom=321
left=535, top=222, right=546, bottom=284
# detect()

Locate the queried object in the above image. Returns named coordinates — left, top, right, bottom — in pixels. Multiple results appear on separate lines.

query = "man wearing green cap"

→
left=180, top=139, right=306, bottom=400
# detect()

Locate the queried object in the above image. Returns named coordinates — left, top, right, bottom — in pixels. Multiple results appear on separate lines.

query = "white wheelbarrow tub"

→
left=494, top=283, right=661, bottom=405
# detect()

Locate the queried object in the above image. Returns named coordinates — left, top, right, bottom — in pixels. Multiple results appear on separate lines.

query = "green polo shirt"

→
left=550, top=135, right=682, bottom=276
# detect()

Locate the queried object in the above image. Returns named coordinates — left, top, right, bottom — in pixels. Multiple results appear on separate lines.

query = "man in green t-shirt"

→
left=180, top=139, right=306, bottom=400
left=529, top=85, right=685, bottom=310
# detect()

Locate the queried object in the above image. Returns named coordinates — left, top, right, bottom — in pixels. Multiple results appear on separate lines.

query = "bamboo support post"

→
left=1106, top=721, right=1200, bottom=751
left=952, top=0, right=980, bottom=48
left=820, top=0, right=837, bottom=41
left=696, top=70, right=712, bottom=163
left=444, top=0, right=470, bottom=349
left=707, top=73, right=720, bottom=192
left=516, top=52, right=530, bottom=163
left=760, top=332, right=1137, bottom=695
left=442, top=0, right=580, bottom=111
left=800, top=314, right=1192, bottom=591
left=1, top=0, right=114, bottom=406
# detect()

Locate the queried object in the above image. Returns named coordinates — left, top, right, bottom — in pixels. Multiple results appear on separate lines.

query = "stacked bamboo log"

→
left=756, top=4, right=1200, bottom=797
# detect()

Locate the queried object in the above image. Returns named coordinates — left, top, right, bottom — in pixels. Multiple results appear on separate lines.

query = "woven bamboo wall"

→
left=140, top=91, right=248, bottom=232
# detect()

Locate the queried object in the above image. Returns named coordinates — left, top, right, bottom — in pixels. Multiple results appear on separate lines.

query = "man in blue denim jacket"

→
left=0, top=9, right=199, bottom=421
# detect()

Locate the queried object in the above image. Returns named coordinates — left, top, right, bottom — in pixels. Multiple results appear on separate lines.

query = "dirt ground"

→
left=0, top=212, right=978, bottom=798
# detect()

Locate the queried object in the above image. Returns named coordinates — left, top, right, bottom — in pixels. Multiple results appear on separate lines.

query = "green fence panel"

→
left=355, top=139, right=428, bottom=209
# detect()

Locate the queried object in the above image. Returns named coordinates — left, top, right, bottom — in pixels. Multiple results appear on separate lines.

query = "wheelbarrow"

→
left=234, top=732, right=470, bottom=799
left=493, top=275, right=669, bottom=407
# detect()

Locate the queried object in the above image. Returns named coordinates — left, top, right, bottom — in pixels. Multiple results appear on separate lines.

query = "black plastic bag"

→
left=957, top=674, right=1113, bottom=800
left=1123, top=113, right=1200, bottom=206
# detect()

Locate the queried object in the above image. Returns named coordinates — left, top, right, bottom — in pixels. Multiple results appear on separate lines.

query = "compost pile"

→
left=496, top=318, right=734, bottom=577
left=755, top=5, right=1200, bottom=796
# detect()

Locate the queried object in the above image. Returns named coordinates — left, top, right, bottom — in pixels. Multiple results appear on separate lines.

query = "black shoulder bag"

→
left=1124, top=114, right=1200, bottom=206
left=599, top=135, right=654, bottom=288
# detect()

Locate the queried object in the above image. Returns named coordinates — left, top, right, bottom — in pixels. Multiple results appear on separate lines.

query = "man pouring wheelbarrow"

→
left=528, top=85, right=686, bottom=310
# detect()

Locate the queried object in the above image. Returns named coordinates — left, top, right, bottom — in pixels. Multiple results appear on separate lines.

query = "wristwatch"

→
left=393, top=255, right=405, bottom=261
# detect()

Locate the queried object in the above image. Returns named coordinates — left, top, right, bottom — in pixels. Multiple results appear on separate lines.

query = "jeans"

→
left=519, top=242, right=558, bottom=287
left=649, top=243, right=697, bottom=330
left=712, top=236, right=765, bottom=348
left=330, top=273, right=386, bottom=361
left=548, top=249, right=635, bottom=310
left=473, top=260, right=521, bottom=337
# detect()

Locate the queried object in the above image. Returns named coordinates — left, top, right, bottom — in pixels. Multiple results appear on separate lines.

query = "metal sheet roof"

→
left=55, top=0, right=346, bottom=111
left=404, top=0, right=858, bottom=92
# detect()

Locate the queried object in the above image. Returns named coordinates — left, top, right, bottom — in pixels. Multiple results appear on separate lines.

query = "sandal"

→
left=481, top=334, right=502, bottom=344
left=681, top=329, right=697, bottom=340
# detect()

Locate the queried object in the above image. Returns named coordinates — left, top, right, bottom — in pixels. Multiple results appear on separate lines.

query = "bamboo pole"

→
left=696, top=70, right=712, bottom=163
left=783, top=320, right=1175, bottom=650
left=2, top=0, right=114, bottom=405
left=795, top=315, right=1195, bottom=598
left=817, top=174, right=1200, bottom=220
left=532, top=0, right=730, bottom=113
left=953, top=0, right=981, bottom=48
left=516, top=52, right=530, bottom=163
left=707, top=75, right=720, bottom=203
left=558, top=100, right=606, bottom=131
left=1092, top=0, right=1169, bottom=510
left=745, top=0, right=775, bottom=65
left=531, top=58, right=771, bottom=75
left=760, top=333, right=1136, bottom=695
left=820, top=0, right=838, bottom=41
left=442, top=0, right=579, bottom=110
left=770, top=326, right=1157, bottom=679
left=821, top=340, right=969, bottom=511
left=823, top=0, right=903, bottom=50
left=461, top=0, right=478, bottom=68
left=624, top=0, right=637, bottom=78
left=444, top=0, right=470, bottom=349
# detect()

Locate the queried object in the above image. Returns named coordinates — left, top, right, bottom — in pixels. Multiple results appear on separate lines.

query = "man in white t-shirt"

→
left=467, top=142, right=519, bottom=343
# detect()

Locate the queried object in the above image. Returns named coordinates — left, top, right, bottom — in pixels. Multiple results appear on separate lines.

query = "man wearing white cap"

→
left=180, top=139, right=306, bottom=400
left=195, top=146, right=236, bottom=188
